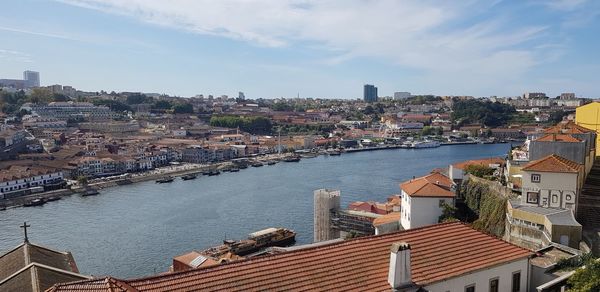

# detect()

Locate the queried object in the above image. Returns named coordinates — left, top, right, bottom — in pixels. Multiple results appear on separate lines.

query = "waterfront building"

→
left=23, top=70, right=40, bottom=88
left=363, top=84, right=378, bottom=103
left=0, top=165, right=64, bottom=199
left=48, top=222, right=532, bottom=292
left=313, top=189, right=340, bottom=242
left=0, top=228, right=89, bottom=292
left=399, top=172, right=455, bottom=230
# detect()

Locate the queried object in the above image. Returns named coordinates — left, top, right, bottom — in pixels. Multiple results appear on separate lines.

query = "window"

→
left=512, top=271, right=521, bottom=292
left=489, top=278, right=499, bottom=292
left=465, top=284, right=475, bottom=292
left=531, top=173, right=541, bottom=183
left=527, top=192, right=539, bottom=204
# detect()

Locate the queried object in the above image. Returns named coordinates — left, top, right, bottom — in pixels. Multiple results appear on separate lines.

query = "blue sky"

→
left=1, top=0, right=599, bottom=99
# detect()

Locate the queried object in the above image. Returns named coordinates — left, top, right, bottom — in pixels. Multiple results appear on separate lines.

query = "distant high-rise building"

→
left=23, top=70, right=40, bottom=88
left=393, top=92, right=411, bottom=100
left=560, top=93, right=576, bottom=100
left=363, top=84, right=378, bottom=103
left=238, top=92, right=245, bottom=100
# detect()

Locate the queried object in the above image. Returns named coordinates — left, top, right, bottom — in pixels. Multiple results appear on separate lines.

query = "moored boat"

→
left=156, top=176, right=174, bottom=183
left=229, top=167, right=240, bottom=172
left=208, top=170, right=220, bottom=176
left=46, top=196, right=61, bottom=202
left=81, top=188, right=99, bottom=196
left=251, top=162, right=264, bottom=167
left=181, top=173, right=198, bottom=180
left=24, top=198, right=46, bottom=207
left=199, top=227, right=296, bottom=259
left=411, top=140, right=441, bottom=149
left=283, top=156, right=301, bottom=162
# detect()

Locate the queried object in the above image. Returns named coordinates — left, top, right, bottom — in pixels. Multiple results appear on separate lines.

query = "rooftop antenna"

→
left=20, top=221, right=30, bottom=243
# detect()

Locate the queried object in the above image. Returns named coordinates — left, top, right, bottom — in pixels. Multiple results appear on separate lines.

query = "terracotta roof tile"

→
left=48, top=223, right=531, bottom=292
left=451, top=157, right=505, bottom=170
left=400, top=173, right=455, bottom=197
left=522, top=154, right=582, bottom=173
left=543, top=121, right=592, bottom=134
left=372, top=212, right=401, bottom=226
left=534, top=134, right=581, bottom=143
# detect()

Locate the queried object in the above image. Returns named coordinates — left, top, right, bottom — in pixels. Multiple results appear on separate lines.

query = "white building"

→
left=394, top=92, right=411, bottom=99
left=520, top=154, right=582, bottom=211
left=0, top=165, right=64, bottom=199
left=400, top=172, right=455, bottom=230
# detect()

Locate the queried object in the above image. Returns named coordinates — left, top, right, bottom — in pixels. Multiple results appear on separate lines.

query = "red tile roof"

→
left=451, top=157, right=505, bottom=170
left=48, top=223, right=531, bottom=292
left=373, top=212, right=401, bottom=226
left=522, top=154, right=582, bottom=173
left=534, top=134, right=581, bottom=143
left=543, top=121, right=592, bottom=134
left=400, top=173, right=455, bottom=197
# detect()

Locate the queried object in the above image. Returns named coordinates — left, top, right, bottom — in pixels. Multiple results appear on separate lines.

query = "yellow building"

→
left=576, top=102, right=600, bottom=156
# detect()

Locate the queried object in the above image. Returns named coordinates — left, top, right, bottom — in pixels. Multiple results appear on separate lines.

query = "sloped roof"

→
left=47, top=223, right=532, bottom=292
left=534, top=134, right=581, bottom=143
left=543, top=121, right=592, bottom=134
left=451, top=157, right=505, bottom=170
left=522, top=154, right=582, bottom=173
left=0, top=242, right=87, bottom=292
left=373, top=212, right=401, bottom=226
left=400, top=173, right=455, bottom=197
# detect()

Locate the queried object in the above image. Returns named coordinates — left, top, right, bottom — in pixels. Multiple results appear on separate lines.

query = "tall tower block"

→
left=314, top=189, right=341, bottom=242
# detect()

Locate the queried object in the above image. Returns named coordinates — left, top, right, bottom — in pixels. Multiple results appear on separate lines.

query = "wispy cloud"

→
left=0, top=49, right=33, bottom=63
left=56, top=0, right=571, bottom=95
left=0, top=26, right=80, bottom=41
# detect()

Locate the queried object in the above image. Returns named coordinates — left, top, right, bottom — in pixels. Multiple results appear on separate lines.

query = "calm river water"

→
left=0, top=143, right=511, bottom=278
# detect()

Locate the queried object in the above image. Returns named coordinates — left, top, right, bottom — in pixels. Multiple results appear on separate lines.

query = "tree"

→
left=52, top=93, right=69, bottom=102
left=173, top=103, right=194, bottom=114
left=29, top=88, right=52, bottom=103
left=153, top=100, right=172, bottom=110
left=126, top=93, right=151, bottom=105
left=464, top=164, right=495, bottom=178
left=567, top=258, right=600, bottom=291
left=77, top=176, right=88, bottom=186
left=438, top=201, right=458, bottom=223
left=452, top=99, right=516, bottom=127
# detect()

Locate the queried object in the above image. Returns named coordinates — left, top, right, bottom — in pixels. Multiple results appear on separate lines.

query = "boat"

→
left=156, top=176, right=174, bottom=183
left=199, top=228, right=296, bottom=259
left=327, top=150, right=341, bottom=156
left=238, top=164, right=248, bottom=169
left=201, top=170, right=211, bottom=175
left=251, top=162, right=264, bottom=167
left=229, top=167, right=240, bottom=172
left=181, top=173, right=198, bottom=180
left=46, top=196, right=61, bottom=202
left=283, top=156, right=301, bottom=162
left=81, top=188, right=99, bottom=196
left=24, top=198, right=46, bottom=207
left=411, top=140, right=441, bottom=149
left=208, top=170, right=220, bottom=176
left=266, top=160, right=276, bottom=165
left=0, top=205, right=6, bottom=211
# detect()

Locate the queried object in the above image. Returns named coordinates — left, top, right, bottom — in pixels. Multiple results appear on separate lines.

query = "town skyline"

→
left=1, top=0, right=600, bottom=98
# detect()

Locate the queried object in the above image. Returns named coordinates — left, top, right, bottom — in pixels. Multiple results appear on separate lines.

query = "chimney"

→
left=388, top=242, right=412, bottom=290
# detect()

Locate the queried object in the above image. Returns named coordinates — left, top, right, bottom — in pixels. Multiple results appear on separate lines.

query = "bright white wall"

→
left=401, top=190, right=453, bottom=229
left=521, top=171, right=578, bottom=210
left=425, top=258, right=529, bottom=292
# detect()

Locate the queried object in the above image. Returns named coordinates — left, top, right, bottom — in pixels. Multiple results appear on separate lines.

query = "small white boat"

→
left=411, top=140, right=441, bottom=149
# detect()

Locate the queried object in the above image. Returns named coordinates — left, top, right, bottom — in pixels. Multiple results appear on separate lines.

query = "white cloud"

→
left=0, top=49, right=33, bottom=63
left=58, top=0, right=558, bottom=93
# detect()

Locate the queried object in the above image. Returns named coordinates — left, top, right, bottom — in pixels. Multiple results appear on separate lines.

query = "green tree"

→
left=126, top=93, right=151, bottom=105
left=567, top=259, right=600, bottom=292
left=77, top=176, right=88, bottom=186
left=452, top=99, right=516, bottom=127
left=464, top=164, right=495, bottom=178
left=438, top=201, right=458, bottom=223
left=153, top=100, right=172, bottom=110
left=173, top=103, right=194, bottom=114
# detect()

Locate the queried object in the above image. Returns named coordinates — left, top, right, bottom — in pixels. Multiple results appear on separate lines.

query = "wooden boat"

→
left=181, top=173, right=198, bottom=180
left=156, top=176, right=174, bottom=183
left=24, top=198, right=46, bottom=207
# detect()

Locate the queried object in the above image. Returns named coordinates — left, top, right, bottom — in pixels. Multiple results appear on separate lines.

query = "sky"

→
left=1, top=0, right=599, bottom=99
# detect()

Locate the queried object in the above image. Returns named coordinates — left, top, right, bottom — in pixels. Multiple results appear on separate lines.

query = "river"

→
left=0, top=143, right=511, bottom=278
